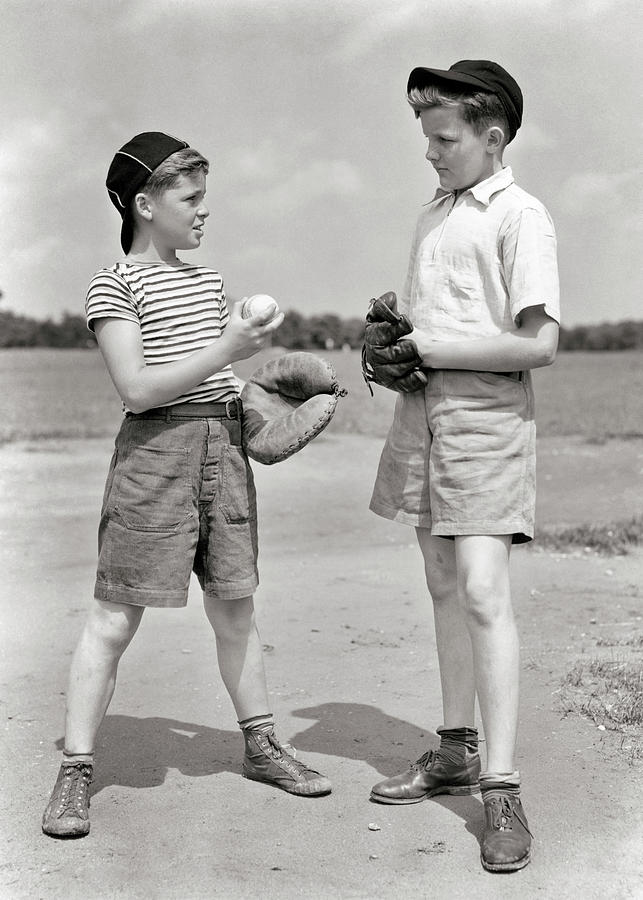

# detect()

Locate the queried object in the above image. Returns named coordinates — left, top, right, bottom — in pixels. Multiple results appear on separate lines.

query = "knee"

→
left=427, top=572, right=457, bottom=606
left=425, top=556, right=458, bottom=606
left=206, top=596, right=255, bottom=642
left=418, top=533, right=458, bottom=605
left=458, top=573, right=507, bottom=628
left=85, top=603, right=141, bottom=656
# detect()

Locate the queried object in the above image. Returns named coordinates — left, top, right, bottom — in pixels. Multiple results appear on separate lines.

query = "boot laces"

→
left=57, top=764, right=92, bottom=817
left=485, top=790, right=531, bottom=835
left=413, top=750, right=436, bottom=771
left=263, top=732, right=309, bottom=775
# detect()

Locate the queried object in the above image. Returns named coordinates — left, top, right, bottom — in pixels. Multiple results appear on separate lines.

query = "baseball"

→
left=241, top=294, right=280, bottom=322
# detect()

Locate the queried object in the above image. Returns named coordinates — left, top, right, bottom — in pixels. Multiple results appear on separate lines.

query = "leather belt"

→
left=130, top=398, right=242, bottom=420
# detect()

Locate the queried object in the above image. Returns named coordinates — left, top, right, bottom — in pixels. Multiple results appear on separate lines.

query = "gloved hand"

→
left=240, top=352, right=347, bottom=464
left=361, top=291, right=428, bottom=393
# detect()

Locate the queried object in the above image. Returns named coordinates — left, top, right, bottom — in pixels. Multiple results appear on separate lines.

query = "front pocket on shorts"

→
left=221, top=445, right=257, bottom=525
left=112, top=445, right=192, bottom=532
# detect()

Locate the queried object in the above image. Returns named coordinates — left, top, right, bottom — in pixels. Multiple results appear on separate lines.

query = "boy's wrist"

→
left=408, top=328, right=434, bottom=366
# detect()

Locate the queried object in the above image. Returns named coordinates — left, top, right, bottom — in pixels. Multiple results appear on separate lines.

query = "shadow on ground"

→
left=50, top=702, right=484, bottom=841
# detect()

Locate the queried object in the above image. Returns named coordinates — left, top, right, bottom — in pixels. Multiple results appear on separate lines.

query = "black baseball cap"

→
left=407, top=60, right=523, bottom=142
left=106, top=132, right=190, bottom=252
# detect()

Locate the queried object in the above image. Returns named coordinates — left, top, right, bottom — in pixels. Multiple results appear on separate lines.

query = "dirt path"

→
left=1, top=434, right=642, bottom=899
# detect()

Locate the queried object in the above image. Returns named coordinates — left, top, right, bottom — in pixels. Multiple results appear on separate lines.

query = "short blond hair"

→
left=408, top=85, right=510, bottom=144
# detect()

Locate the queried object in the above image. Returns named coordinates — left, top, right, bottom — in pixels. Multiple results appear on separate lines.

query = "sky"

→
left=1, top=0, right=641, bottom=327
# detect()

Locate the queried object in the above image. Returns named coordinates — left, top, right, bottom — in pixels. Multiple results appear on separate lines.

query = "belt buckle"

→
left=225, top=397, right=241, bottom=419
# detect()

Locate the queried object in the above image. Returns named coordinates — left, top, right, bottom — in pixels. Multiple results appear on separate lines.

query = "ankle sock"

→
left=436, top=726, right=479, bottom=763
left=62, top=749, right=95, bottom=766
left=238, top=713, right=275, bottom=734
left=480, top=770, right=521, bottom=792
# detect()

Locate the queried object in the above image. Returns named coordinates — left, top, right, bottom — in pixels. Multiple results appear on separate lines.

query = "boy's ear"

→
left=486, top=126, right=506, bottom=153
left=133, top=191, right=153, bottom=221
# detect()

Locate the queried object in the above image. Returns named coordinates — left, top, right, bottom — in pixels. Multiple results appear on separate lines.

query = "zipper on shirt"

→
left=431, top=193, right=457, bottom=262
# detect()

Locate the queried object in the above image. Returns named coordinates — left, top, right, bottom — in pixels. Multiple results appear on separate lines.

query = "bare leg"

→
left=64, top=598, right=145, bottom=752
left=204, top=594, right=331, bottom=797
left=416, top=528, right=476, bottom=727
left=369, top=530, right=479, bottom=804
left=203, top=594, right=270, bottom=721
left=455, top=534, right=518, bottom=773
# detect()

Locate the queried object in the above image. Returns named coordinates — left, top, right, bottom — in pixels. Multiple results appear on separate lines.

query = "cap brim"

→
left=407, top=66, right=493, bottom=94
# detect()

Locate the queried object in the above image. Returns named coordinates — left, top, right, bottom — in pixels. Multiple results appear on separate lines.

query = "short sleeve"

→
left=501, top=205, right=560, bottom=324
left=85, top=268, right=140, bottom=333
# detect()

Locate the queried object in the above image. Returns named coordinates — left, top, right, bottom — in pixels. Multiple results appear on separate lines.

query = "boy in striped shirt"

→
left=42, top=132, right=331, bottom=839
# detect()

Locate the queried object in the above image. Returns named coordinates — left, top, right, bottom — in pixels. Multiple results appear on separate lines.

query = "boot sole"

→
left=370, top=784, right=480, bottom=804
left=42, top=823, right=90, bottom=838
left=481, top=848, right=531, bottom=872
left=243, top=772, right=332, bottom=797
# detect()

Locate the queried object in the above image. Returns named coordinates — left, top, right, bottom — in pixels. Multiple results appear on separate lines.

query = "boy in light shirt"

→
left=368, top=61, right=560, bottom=873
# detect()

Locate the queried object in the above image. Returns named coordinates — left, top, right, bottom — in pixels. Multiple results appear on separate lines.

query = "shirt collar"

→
left=429, top=166, right=515, bottom=207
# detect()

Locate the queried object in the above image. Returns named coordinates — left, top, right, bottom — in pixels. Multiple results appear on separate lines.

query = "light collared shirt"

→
left=401, top=167, right=560, bottom=340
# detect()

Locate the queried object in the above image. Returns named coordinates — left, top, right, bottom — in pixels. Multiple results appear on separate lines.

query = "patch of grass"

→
left=559, top=657, right=643, bottom=762
left=534, top=516, right=643, bottom=555
left=3, top=347, right=643, bottom=443
left=532, top=351, right=643, bottom=441
left=596, top=635, right=643, bottom=649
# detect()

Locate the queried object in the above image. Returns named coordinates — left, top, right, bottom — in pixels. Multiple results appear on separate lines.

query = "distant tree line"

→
left=0, top=309, right=96, bottom=348
left=1, top=304, right=642, bottom=352
left=557, top=320, right=643, bottom=351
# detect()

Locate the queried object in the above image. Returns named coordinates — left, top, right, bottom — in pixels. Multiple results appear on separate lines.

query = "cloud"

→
left=513, top=122, right=557, bottom=152
left=330, top=0, right=425, bottom=60
left=0, top=115, right=63, bottom=183
left=223, top=135, right=364, bottom=216
left=559, top=168, right=642, bottom=218
left=0, top=114, right=69, bottom=255
left=230, top=157, right=364, bottom=216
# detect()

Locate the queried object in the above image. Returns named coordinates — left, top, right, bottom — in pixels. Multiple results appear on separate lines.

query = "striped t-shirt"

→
left=85, top=261, right=239, bottom=406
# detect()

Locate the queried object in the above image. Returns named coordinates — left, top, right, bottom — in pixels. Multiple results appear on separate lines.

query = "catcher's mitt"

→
left=240, top=352, right=347, bottom=465
left=361, top=291, right=428, bottom=393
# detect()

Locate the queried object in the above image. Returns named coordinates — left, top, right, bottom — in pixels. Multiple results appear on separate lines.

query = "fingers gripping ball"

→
left=240, top=352, right=347, bottom=465
left=361, top=290, right=428, bottom=393
left=241, top=294, right=280, bottom=323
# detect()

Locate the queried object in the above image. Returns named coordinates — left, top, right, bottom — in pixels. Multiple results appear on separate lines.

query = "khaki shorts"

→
left=95, top=404, right=259, bottom=607
left=370, top=370, right=536, bottom=544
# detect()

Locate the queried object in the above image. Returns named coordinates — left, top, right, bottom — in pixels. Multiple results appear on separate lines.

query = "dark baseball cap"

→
left=106, top=132, right=190, bottom=252
left=407, top=60, right=523, bottom=142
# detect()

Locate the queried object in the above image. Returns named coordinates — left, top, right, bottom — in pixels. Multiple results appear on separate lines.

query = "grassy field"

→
left=1, top=347, right=642, bottom=445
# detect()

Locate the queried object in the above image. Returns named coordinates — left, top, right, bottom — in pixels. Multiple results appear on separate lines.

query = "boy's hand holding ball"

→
left=241, top=294, right=281, bottom=324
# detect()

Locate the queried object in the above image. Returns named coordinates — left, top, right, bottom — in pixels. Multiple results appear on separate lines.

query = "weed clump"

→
left=559, top=657, right=643, bottom=762
left=535, top=516, right=643, bottom=555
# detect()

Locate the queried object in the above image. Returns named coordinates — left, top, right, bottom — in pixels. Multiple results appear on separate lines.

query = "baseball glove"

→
left=240, top=352, right=347, bottom=465
left=361, top=291, right=428, bottom=393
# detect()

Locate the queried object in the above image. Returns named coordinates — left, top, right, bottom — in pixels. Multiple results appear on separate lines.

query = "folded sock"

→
left=437, top=726, right=479, bottom=762
left=238, top=713, right=275, bottom=734
left=62, top=750, right=95, bottom=766
left=480, top=770, right=521, bottom=791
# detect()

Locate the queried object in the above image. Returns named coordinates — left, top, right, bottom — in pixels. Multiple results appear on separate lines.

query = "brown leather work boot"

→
left=480, top=785, right=532, bottom=872
left=242, top=727, right=332, bottom=797
left=370, top=726, right=480, bottom=804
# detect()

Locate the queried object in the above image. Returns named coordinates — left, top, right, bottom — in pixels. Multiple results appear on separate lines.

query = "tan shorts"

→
left=369, top=370, right=536, bottom=544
